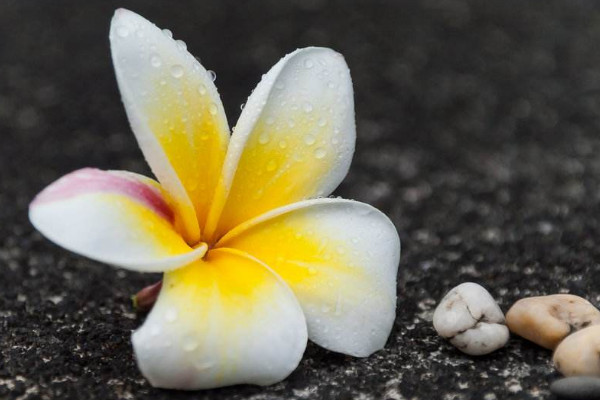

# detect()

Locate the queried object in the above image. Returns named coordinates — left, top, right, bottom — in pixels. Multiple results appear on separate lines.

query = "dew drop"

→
left=170, top=64, right=184, bottom=78
left=304, top=134, right=316, bottom=146
left=182, top=337, right=198, bottom=352
left=208, top=103, right=218, bottom=115
left=194, top=361, right=214, bottom=371
left=165, top=309, right=178, bottom=322
left=303, top=58, right=314, bottom=69
left=240, top=103, right=245, bottom=110
left=175, top=39, right=187, bottom=51
left=303, top=102, right=313, bottom=113
left=150, top=54, right=162, bottom=68
left=258, top=132, right=270, bottom=144
left=252, top=189, right=264, bottom=200
left=318, top=118, right=327, bottom=127
left=278, top=139, right=288, bottom=149
left=266, top=160, right=277, bottom=172
left=149, top=325, right=161, bottom=337
left=162, top=28, right=173, bottom=38
left=198, top=84, right=207, bottom=95
left=207, top=70, right=217, bottom=81
left=314, top=147, right=327, bottom=159
left=331, top=137, right=340, bottom=145
left=116, top=26, right=130, bottom=38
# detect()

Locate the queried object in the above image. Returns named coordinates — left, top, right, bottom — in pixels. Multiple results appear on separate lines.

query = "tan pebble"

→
left=553, top=325, right=600, bottom=377
left=506, top=294, right=600, bottom=350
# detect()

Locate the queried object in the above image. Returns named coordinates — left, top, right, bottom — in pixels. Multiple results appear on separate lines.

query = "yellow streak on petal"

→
left=101, top=193, right=192, bottom=256
left=146, top=76, right=229, bottom=231
left=217, top=210, right=365, bottom=307
left=212, top=110, right=337, bottom=239
left=158, top=249, right=287, bottom=381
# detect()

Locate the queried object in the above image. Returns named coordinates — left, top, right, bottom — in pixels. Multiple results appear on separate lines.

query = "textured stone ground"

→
left=3, top=0, right=600, bottom=398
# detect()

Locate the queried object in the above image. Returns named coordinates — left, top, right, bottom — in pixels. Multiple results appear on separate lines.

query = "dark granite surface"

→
left=2, top=0, right=600, bottom=398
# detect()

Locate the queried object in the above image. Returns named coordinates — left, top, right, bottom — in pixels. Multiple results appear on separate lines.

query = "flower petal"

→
left=29, top=168, right=206, bottom=272
left=205, top=47, right=355, bottom=240
left=132, top=248, right=307, bottom=389
left=110, top=9, right=230, bottom=243
left=217, top=198, right=400, bottom=357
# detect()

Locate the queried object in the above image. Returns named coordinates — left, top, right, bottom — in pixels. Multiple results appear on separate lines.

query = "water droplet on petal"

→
left=150, top=54, right=162, bottom=68
left=304, top=134, right=316, bottom=145
left=240, top=103, right=245, bottom=111
left=207, top=70, right=217, bottom=81
left=266, top=160, right=277, bottom=171
left=116, top=26, right=130, bottom=38
left=278, top=140, right=288, bottom=149
left=175, top=39, right=187, bottom=51
left=258, top=132, right=270, bottom=144
left=303, top=58, right=314, bottom=69
left=314, top=147, right=327, bottom=159
left=209, top=103, right=218, bottom=115
left=162, top=28, right=173, bottom=38
left=170, top=64, right=184, bottom=78
left=194, top=361, right=214, bottom=371
left=303, top=102, right=313, bottom=113
left=165, top=309, right=178, bottom=322
left=318, top=118, right=327, bottom=127
left=149, top=325, right=161, bottom=337
left=182, top=337, right=198, bottom=352
left=198, top=84, right=207, bottom=95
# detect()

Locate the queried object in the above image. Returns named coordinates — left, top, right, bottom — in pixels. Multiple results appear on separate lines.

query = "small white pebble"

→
left=433, top=282, right=509, bottom=355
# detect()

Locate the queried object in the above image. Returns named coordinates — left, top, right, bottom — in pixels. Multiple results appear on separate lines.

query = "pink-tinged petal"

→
left=29, top=168, right=206, bottom=273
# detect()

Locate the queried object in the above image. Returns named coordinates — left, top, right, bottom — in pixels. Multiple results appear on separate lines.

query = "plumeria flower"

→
left=29, top=9, right=401, bottom=390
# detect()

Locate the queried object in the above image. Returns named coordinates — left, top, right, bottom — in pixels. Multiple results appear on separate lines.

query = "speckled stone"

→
left=506, top=294, right=600, bottom=350
left=550, top=376, right=600, bottom=400
left=433, top=282, right=509, bottom=355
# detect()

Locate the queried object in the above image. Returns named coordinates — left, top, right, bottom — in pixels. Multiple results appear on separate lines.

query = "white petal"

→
left=29, top=168, right=205, bottom=272
left=218, top=198, right=400, bottom=357
left=205, top=47, right=355, bottom=240
left=110, top=9, right=230, bottom=242
left=133, top=248, right=307, bottom=389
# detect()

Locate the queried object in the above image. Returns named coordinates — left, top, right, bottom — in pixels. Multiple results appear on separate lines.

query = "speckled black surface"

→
left=3, top=0, right=600, bottom=399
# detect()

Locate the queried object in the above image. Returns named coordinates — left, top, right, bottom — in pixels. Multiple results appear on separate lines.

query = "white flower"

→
left=29, top=9, right=401, bottom=390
